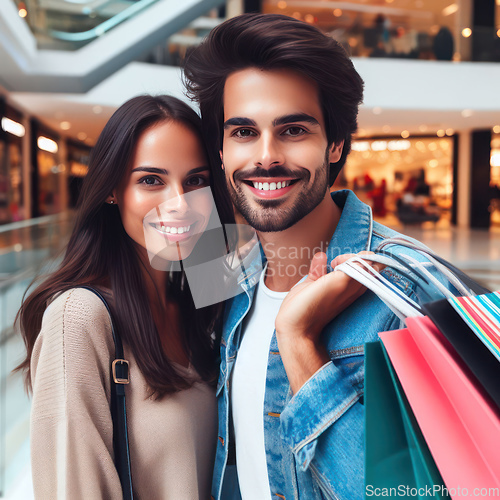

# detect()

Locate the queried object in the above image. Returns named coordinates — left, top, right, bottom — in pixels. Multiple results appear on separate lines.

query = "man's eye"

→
left=186, top=175, right=209, bottom=187
left=234, top=128, right=255, bottom=138
left=283, top=126, right=306, bottom=137
left=139, top=176, right=161, bottom=186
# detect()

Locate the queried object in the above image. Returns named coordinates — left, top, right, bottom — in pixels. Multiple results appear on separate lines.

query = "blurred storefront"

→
left=262, top=0, right=500, bottom=63
left=0, top=100, right=26, bottom=224
left=337, top=135, right=454, bottom=225
left=66, top=141, right=90, bottom=209
left=31, top=120, right=63, bottom=217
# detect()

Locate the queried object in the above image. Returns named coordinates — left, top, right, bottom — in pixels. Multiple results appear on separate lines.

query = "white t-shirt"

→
left=231, top=269, right=288, bottom=500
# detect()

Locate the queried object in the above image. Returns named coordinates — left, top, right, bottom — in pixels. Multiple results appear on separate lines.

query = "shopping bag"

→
left=365, top=342, right=446, bottom=498
left=380, top=323, right=500, bottom=496
left=423, top=298, right=500, bottom=408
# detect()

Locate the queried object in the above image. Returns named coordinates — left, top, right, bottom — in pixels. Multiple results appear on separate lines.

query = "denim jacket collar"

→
left=326, top=189, right=373, bottom=263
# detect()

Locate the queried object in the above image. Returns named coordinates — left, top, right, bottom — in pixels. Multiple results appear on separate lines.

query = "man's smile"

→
left=240, top=177, right=301, bottom=198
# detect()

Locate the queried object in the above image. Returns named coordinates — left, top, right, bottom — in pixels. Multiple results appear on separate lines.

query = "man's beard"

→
left=227, top=154, right=330, bottom=233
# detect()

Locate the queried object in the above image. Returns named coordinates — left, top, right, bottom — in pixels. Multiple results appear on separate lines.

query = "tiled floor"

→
left=378, top=217, right=500, bottom=292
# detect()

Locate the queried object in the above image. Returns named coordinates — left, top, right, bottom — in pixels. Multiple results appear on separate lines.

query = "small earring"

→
left=108, top=200, right=115, bottom=204
left=221, top=163, right=225, bottom=171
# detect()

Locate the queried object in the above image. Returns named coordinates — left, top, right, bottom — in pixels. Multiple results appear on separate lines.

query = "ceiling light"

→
left=490, top=152, right=500, bottom=167
left=461, top=28, right=472, bottom=38
left=446, top=128, right=455, bottom=136
left=429, top=159, right=439, bottom=168
left=304, top=14, right=314, bottom=23
left=1, top=117, right=25, bottom=137
left=493, top=125, right=500, bottom=134
left=333, top=8, right=342, bottom=17
left=352, top=141, right=370, bottom=152
left=38, top=136, right=58, bottom=154
left=401, top=130, right=410, bottom=139
left=388, top=140, right=411, bottom=151
left=442, top=4, right=458, bottom=16
left=277, top=1, right=287, bottom=8
left=60, top=121, right=71, bottom=131
left=18, top=7, right=27, bottom=17
left=437, top=129, right=445, bottom=137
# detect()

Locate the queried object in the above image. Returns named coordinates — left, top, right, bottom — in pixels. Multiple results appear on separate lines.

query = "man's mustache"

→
left=233, top=165, right=309, bottom=182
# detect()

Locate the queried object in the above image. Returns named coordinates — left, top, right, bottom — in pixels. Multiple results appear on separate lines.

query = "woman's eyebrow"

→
left=131, top=167, right=168, bottom=175
left=131, top=166, right=209, bottom=175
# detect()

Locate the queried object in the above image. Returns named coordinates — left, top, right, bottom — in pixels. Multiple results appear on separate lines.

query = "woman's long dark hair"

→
left=16, top=95, right=234, bottom=397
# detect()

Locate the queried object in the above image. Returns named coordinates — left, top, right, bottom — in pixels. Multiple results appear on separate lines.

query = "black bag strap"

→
left=80, top=286, right=134, bottom=500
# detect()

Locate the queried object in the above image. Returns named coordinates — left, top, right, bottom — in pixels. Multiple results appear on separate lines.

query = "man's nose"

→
left=255, top=132, right=284, bottom=169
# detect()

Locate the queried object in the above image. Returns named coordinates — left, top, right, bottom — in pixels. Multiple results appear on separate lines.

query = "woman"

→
left=16, top=95, right=234, bottom=499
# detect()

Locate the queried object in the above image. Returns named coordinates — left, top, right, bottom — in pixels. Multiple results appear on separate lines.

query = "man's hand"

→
left=275, top=251, right=384, bottom=393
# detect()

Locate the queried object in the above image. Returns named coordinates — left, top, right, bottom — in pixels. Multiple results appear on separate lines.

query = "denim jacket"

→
left=212, top=190, right=446, bottom=500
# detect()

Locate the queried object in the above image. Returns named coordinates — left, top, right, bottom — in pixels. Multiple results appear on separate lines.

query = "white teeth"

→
left=251, top=180, right=292, bottom=191
left=154, top=224, right=191, bottom=235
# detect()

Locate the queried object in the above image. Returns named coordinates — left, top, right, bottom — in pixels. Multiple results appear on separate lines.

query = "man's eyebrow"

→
left=273, top=113, right=320, bottom=127
left=223, top=117, right=257, bottom=129
left=131, top=166, right=209, bottom=175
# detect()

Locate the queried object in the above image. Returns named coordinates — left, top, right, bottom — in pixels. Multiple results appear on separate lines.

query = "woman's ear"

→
left=328, top=141, right=344, bottom=163
left=106, top=192, right=117, bottom=205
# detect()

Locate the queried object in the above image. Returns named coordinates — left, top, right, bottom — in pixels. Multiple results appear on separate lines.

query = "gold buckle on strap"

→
left=112, top=359, right=130, bottom=384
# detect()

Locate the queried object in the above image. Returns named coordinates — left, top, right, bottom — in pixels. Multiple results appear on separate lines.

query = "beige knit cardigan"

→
left=30, top=288, right=217, bottom=499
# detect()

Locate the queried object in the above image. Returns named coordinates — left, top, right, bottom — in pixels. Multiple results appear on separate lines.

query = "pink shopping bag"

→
left=380, top=318, right=500, bottom=497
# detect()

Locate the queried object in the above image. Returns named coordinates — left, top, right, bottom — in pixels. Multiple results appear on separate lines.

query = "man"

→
left=184, top=13, right=426, bottom=500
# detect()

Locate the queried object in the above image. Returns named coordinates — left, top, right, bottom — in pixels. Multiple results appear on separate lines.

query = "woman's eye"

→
left=283, top=126, right=306, bottom=137
left=233, top=128, right=255, bottom=139
left=139, top=176, right=162, bottom=186
left=186, top=175, right=209, bottom=187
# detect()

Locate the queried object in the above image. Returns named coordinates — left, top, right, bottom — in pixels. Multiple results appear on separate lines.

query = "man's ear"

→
left=328, top=141, right=344, bottom=164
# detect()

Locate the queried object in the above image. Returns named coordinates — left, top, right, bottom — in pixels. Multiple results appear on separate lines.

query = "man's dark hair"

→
left=183, top=13, right=364, bottom=186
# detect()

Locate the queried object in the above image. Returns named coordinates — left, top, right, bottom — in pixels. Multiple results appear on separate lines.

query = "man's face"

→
left=221, top=67, right=343, bottom=232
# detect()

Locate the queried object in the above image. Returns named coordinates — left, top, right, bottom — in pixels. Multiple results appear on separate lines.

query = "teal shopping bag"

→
left=365, top=341, right=446, bottom=499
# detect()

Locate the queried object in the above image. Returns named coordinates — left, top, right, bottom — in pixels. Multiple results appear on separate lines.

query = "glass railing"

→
left=140, top=22, right=500, bottom=67
left=0, top=213, right=73, bottom=498
left=11, top=0, right=500, bottom=62
left=13, top=0, right=161, bottom=50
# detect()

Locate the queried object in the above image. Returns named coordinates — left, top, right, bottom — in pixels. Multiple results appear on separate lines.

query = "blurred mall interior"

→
left=1, top=0, right=500, bottom=497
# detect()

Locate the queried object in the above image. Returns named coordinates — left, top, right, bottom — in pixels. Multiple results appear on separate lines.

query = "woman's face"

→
left=115, top=120, right=214, bottom=265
